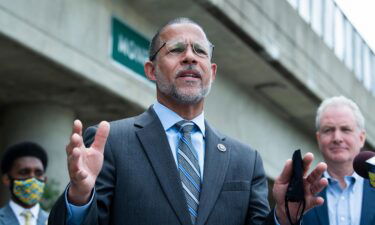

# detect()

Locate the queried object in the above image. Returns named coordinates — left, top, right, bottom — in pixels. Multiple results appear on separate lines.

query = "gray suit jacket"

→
left=0, top=203, right=48, bottom=225
left=49, top=107, right=275, bottom=225
left=302, top=179, right=375, bottom=225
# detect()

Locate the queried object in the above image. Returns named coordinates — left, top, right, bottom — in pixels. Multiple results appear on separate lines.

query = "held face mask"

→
left=12, top=177, right=45, bottom=206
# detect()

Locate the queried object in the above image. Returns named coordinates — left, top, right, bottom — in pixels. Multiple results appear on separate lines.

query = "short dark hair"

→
left=149, top=17, right=211, bottom=61
left=1, top=141, right=48, bottom=175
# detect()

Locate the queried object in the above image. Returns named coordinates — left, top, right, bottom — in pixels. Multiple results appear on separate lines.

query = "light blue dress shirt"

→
left=153, top=101, right=206, bottom=177
left=325, top=171, right=364, bottom=225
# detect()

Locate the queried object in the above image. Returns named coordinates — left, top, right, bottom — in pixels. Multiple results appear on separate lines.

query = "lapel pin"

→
left=217, top=143, right=226, bottom=152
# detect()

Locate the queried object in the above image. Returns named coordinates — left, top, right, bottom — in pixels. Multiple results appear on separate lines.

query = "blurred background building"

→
left=1, top=0, right=374, bottom=207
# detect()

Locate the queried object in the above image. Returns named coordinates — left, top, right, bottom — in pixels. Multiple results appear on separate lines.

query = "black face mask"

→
left=285, top=198, right=305, bottom=225
left=285, top=150, right=306, bottom=225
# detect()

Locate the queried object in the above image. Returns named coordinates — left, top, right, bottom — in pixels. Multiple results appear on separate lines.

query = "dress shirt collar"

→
left=9, top=199, right=39, bottom=219
left=324, top=170, right=363, bottom=193
left=153, top=101, right=205, bottom=136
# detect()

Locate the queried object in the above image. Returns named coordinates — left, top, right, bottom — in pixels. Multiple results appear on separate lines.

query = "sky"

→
left=335, top=0, right=375, bottom=52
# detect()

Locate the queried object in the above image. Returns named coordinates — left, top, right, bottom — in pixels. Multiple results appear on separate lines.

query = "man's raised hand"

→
left=66, top=120, right=110, bottom=205
left=273, top=152, right=328, bottom=225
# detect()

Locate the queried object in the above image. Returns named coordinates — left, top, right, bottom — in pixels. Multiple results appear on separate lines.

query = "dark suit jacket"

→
left=302, top=179, right=375, bottom=225
left=49, top=107, right=275, bottom=225
left=0, top=203, right=48, bottom=225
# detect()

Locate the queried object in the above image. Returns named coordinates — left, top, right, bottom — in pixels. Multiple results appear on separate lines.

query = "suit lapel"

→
left=36, top=208, right=48, bottom=225
left=360, top=180, right=375, bottom=225
left=135, top=107, right=192, bottom=225
left=0, top=204, right=20, bottom=225
left=196, top=122, right=230, bottom=225
left=311, top=178, right=375, bottom=225
left=314, top=188, right=329, bottom=225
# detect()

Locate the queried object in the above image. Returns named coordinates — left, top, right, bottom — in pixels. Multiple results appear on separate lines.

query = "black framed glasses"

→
left=149, top=39, right=214, bottom=61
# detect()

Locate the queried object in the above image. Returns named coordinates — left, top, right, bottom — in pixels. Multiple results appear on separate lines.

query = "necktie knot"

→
left=176, top=120, right=195, bottom=134
left=21, top=210, right=32, bottom=225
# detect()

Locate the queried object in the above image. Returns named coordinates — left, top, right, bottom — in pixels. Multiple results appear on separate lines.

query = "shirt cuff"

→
left=274, top=209, right=281, bottom=225
left=65, top=184, right=95, bottom=225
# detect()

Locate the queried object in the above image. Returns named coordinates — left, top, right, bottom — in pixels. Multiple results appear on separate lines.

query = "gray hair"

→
left=315, top=96, right=365, bottom=131
left=149, top=17, right=212, bottom=61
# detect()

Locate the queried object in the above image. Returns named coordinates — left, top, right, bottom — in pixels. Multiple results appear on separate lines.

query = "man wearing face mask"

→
left=0, top=141, right=49, bottom=225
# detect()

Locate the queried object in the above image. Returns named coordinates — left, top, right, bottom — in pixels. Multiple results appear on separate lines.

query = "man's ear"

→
left=210, top=63, right=217, bottom=81
left=144, top=61, right=157, bottom=81
left=2, top=174, right=10, bottom=187
left=359, top=130, right=366, bottom=148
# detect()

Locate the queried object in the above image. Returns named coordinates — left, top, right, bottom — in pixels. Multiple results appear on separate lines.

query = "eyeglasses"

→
left=149, top=39, right=214, bottom=61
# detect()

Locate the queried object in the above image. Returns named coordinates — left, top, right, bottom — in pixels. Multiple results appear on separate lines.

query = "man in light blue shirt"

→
left=325, top=171, right=363, bottom=225
left=303, top=96, right=375, bottom=225
left=48, top=17, right=328, bottom=225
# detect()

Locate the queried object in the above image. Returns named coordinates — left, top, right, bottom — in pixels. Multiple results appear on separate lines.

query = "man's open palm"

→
left=66, top=120, right=110, bottom=205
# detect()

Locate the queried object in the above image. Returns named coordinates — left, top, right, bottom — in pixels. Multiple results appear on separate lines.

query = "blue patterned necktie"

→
left=176, top=120, right=201, bottom=224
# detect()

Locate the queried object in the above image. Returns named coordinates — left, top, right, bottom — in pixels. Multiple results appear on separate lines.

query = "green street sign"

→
left=111, top=17, right=150, bottom=78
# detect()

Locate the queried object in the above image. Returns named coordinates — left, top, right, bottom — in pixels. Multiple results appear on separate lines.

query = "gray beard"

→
left=155, top=71, right=212, bottom=104
left=159, top=81, right=211, bottom=104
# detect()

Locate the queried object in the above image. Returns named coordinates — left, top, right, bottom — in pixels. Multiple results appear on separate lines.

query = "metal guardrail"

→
left=287, top=0, right=375, bottom=95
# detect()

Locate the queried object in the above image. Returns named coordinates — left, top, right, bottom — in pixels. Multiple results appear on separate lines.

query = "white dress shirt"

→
left=9, top=200, right=40, bottom=225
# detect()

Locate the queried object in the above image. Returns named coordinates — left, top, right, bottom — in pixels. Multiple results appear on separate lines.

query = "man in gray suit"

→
left=0, top=142, right=49, bottom=225
left=49, top=17, right=328, bottom=225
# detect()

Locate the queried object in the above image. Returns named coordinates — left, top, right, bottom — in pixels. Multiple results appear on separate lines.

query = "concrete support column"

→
left=0, top=103, right=75, bottom=205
